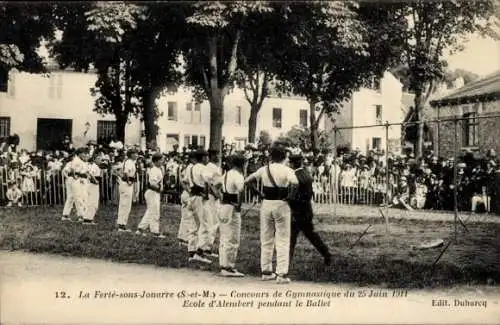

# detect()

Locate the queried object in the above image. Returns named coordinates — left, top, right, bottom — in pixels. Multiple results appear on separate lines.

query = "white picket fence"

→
left=0, top=167, right=390, bottom=207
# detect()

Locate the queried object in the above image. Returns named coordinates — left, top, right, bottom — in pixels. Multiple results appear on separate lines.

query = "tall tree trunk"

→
left=309, top=101, right=319, bottom=152
left=209, top=88, right=224, bottom=152
left=115, top=113, right=127, bottom=143
left=142, top=87, right=159, bottom=149
left=414, top=89, right=424, bottom=157
left=247, top=106, right=259, bottom=144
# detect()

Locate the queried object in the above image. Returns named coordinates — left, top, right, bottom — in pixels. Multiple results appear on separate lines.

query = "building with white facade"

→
left=324, top=71, right=404, bottom=154
left=0, top=67, right=319, bottom=152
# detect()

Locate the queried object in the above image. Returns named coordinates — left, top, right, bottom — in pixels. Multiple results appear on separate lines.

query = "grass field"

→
left=0, top=203, right=499, bottom=289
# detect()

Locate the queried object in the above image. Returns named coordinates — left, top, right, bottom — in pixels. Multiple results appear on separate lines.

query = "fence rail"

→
left=0, top=167, right=395, bottom=208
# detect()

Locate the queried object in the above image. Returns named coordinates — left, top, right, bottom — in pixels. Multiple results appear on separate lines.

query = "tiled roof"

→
left=430, top=70, right=500, bottom=107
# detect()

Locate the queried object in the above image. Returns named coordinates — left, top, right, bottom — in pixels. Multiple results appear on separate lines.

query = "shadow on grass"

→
left=0, top=205, right=499, bottom=288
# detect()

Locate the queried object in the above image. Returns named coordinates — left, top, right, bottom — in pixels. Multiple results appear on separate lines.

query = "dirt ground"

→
left=0, top=204, right=499, bottom=289
left=1, top=251, right=499, bottom=324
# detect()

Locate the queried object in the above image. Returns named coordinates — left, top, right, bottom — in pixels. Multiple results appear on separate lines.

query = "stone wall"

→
left=436, top=100, right=500, bottom=158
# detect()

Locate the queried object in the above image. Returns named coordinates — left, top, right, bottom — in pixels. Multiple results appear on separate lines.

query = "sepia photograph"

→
left=0, top=1, right=499, bottom=324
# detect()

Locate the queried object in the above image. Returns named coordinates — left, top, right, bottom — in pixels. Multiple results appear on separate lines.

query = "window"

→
left=194, top=102, right=201, bottom=123
left=0, top=69, right=8, bottom=92
left=463, top=113, right=479, bottom=147
left=299, top=109, right=308, bottom=128
left=0, top=117, right=11, bottom=137
left=372, top=137, right=381, bottom=150
left=200, top=135, right=206, bottom=148
left=272, top=108, right=282, bottom=128
left=184, top=135, right=190, bottom=148
left=186, top=102, right=193, bottom=123
left=167, top=101, right=178, bottom=121
left=236, top=106, right=242, bottom=125
left=375, top=105, right=383, bottom=125
left=97, top=120, right=116, bottom=145
left=191, top=135, right=199, bottom=148
left=49, top=74, right=63, bottom=99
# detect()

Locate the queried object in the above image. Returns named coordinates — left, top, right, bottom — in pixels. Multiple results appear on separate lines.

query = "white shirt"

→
left=216, top=169, right=244, bottom=195
left=247, top=163, right=298, bottom=187
left=122, top=159, right=136, bottom=178
left=181, top=163, right=192, bottom=185
left=187, top=163, right=210, bottom=187
left=109, top=140, right=124, bottom=150
left=148, top=166, right=164, bottom=190
left=88, top=162, right=101, bottom=178
left=70, top=156, right=89, bottom=174
left=204, top=162, right=222, bottom=185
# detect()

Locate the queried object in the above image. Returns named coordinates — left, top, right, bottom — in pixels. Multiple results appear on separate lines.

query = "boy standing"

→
left=136, top=153, right=166, bottom=238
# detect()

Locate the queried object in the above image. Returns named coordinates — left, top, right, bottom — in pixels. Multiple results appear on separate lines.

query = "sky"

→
left=444, top=34, right=500, bottom=76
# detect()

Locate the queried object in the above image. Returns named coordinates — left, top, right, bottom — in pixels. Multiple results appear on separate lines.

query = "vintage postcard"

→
left=1, top=1, right=499, bottom=324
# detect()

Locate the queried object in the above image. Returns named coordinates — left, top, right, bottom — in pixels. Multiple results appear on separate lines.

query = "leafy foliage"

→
left=389, top=0, right=499, bottom=155
left=279, top=126, right=333, bottom=153
left=51, top=2, right=184, bottom=143
left=269, top=2, right=397, bottom=151
left=0, top=2, right=55, bottom=72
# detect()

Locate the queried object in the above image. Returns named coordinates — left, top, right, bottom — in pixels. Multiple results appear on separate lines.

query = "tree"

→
left=0, top=2, right=55, bottom=81
left=235, top=9, right=282, bottom=144
left=51, top=2, right=184, bottom=145
left=270, top=2, right=393, bottom=151
left=123, top=3, right=186, bottom=148
left=182, top=1, right=274, bottom=152
left=235, top=68, right=272, bottom=144
left=51, top=2, right=144, bottom=142
left=281, top=125, right=333, bottom=153
left=392, top=0, right=499, bottom=156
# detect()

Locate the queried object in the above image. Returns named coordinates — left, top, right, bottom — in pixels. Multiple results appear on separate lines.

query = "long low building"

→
left=0, top=67, right=323, bottom=152
left=0, top=66, right=404, bottom=154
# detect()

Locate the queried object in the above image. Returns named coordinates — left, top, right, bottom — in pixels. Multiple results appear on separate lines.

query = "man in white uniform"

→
left=183, top=149, right=212, bottom=264
left=83, top=153, right=102, bottom=225
left=136, top=153, right=166, bottom=238
left=203, top=149, right=222, bottom=257
left=215, top=153, right=245, bottom=277
left=117, top=148, right=138, bottom=232
left=61, top=153, right=76, bottom=221
left=178, top=154, right=193, bottom=245
left=62, top=148, right=90, bottom=222
left=245, top=142, right=298, bottom=284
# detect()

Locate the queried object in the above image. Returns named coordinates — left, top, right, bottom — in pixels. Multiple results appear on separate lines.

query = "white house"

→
left=324, top=71, right=404, bottom=154
left=156, top=86, right=316, bottom=152
left=0, top=67, right=321, bottom=152
left=0, top=69, right=142, bottom=152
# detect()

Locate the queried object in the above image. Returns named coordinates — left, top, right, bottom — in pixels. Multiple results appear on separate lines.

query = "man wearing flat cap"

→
left=245, top=141, right=299, bottom=284
left=116, top=148, right=138, bottom=232
left=288, top=148, right=331, bottom=266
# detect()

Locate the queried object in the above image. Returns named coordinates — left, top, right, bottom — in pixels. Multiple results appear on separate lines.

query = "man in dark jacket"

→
left=288, top=149, right=332, bottom=266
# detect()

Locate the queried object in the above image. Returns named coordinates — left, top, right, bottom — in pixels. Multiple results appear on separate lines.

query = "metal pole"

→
left=453, top=117, right=458, bottom=244
left=384, top=121, right=390, bottom=235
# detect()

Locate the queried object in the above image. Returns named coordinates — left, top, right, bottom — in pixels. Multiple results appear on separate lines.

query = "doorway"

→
left=36, top=118, right=72, bottom=150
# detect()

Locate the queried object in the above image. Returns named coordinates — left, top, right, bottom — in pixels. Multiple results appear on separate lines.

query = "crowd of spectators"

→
left=0, top=133, right=499, bottom=214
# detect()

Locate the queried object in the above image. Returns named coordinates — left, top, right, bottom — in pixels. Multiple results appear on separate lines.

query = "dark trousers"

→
left=289, top=202, right=330, bottom=260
